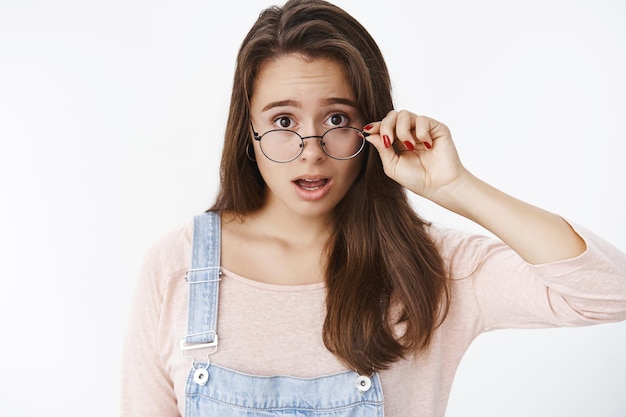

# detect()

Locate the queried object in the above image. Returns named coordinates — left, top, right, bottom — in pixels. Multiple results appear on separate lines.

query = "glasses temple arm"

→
left=250, top=122, right=262, bottom=141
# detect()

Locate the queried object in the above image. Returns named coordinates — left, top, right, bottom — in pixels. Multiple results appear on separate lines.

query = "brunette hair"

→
left=210, top=0, right=449, bottom=375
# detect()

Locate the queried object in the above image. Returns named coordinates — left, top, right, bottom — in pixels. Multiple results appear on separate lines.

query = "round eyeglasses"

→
left=252, top=125, right=368, bottom=163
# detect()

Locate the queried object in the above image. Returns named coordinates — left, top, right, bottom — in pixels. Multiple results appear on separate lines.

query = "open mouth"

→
left=294, top=178, right=329, bottom=191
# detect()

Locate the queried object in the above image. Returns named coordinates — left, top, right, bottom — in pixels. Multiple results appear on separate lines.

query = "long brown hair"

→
left=211, top=0, right=449, bottom=375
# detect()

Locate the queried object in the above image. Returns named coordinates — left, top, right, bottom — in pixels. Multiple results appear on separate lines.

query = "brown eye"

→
left=327, top=113, right=348, bottom=127
left=278, top=117, right=292, bottom=128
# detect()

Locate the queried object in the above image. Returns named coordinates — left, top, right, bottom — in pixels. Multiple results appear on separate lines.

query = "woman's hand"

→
left=363, top=110, right=468, bottom=205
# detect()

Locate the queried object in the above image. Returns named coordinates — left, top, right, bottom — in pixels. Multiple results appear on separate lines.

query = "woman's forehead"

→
left=251, top=54, right=355, bottom=110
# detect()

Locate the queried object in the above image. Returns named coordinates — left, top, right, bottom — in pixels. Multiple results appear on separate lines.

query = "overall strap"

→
left=180, top=211, right=221, bottom=351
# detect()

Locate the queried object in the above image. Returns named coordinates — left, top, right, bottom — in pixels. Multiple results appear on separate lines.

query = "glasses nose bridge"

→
left=298, top=132, right=325, bottom=152
left=299, top=133, right=324, bottom=141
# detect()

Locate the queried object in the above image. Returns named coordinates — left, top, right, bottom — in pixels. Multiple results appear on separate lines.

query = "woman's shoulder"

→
left=427, top=223, right=497, bottom=254
left=140, top=218, right=195, bottom=284
left=426, top=223, right=506, bottom=277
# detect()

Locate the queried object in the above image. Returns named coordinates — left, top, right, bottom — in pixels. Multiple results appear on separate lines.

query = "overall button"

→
left=193, top=368, right=209, bottom=386
left=355, top=375, right=372, bottom=392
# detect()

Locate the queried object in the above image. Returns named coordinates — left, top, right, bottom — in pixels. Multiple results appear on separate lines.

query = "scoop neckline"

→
left=220, top=266, right=327, bottom=292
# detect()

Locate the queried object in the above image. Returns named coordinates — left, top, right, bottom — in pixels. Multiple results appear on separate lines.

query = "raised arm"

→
left=364, top=110, right=586, bottom=264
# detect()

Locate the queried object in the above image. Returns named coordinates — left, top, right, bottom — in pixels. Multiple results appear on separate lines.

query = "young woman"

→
left=121, top=1, right=626, bottom=416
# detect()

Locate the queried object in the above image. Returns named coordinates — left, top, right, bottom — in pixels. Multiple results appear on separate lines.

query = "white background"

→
left=1, top=0, right=625, bottom=416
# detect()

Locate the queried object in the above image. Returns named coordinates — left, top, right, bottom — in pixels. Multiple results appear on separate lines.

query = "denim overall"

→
left=181, top=212, right=385, bottom=416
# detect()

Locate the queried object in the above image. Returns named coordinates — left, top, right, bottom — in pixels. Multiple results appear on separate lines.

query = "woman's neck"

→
left=244, top=203, right=333, bottom=247
left=220, top=205, right=333, bottom=286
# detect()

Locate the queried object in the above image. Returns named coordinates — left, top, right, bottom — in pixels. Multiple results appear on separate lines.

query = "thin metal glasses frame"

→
left=251, top=124, right=369, bottom=163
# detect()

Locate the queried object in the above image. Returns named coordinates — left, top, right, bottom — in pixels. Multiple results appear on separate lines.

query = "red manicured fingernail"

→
left=404, top=141, right=414, bottom=151
left=383, top=135, right=391, bottom=148
left=363, top=124, right=374, bottom=131
left=423, top=142, right=432, bottom=149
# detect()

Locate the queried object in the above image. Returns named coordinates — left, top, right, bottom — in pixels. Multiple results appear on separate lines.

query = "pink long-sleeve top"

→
left=121, top=220, right=626, bottom=417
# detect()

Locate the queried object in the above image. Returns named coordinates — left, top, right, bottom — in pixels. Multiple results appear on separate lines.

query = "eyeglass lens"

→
left=259, top=128, right=365, bottom=162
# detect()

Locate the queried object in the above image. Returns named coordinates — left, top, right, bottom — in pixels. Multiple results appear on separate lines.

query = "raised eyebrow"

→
left=261, top=100, right=299, bottom=112
left=261, top=97, right=358, bottom=112
left=320, top=97, right=358, bottom=109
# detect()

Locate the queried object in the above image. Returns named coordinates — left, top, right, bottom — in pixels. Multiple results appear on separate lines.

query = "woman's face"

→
left=249, top=54, right=365, bottom=220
